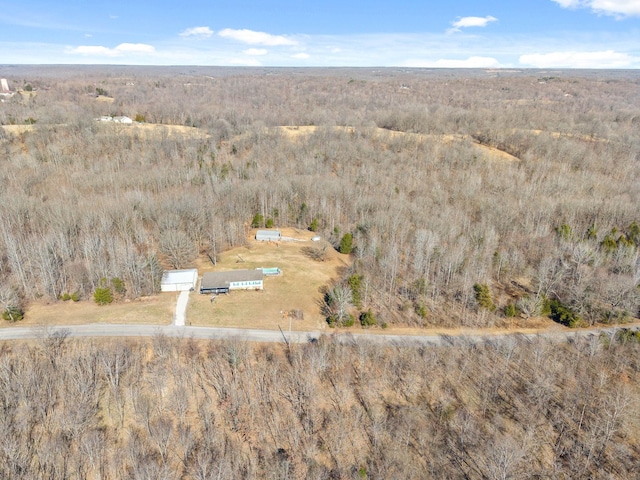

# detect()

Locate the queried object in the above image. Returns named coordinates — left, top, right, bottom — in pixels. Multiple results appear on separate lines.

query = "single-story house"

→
left=256, top=229, right=281, bottom=242
left=96, top=115, right=133, bottom=124
left=200, top=270, right=264, bottom=294
left=161, top=269, right=198, bottom=292
left=113, top=116, right=133, bottom=124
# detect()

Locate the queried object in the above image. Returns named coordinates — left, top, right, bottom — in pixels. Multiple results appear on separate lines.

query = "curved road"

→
left=0, top=323, right=637, bottom=346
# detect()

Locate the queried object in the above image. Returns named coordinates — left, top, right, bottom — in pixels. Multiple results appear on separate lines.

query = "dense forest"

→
left=0, top=331, right=638, bottom=479
left=0, top=66, right=639, bottom=328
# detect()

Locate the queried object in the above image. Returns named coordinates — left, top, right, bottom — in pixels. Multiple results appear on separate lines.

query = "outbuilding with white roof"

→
left=160, top=269, right=198, bottom=292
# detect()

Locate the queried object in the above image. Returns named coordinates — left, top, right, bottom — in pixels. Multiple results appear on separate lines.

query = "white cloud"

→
left=179, top=26, right=214, bottom=38
left=552, top=0, right=580, bottom=6
left=291, top=52, right=310, bottom=59
left=404, top=56, right=501, bottom=68
left=115, top=43, right=155, bottom=54
left=218, top=28, right=297, bottom=46
left=519, top=50, right=639, bottom=67
left=551, top=0, right=640, bottom=17
left=449, top=15, right=497, bottom=33
left=68, top=45, right=115, bottom=56
left=67, top=43, right=155, bottom=57
left=243, top=48, right=268, bottom=55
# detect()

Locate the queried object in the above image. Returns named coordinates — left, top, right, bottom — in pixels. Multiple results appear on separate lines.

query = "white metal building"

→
left=255, top=229, right=281, bottom=241
left=161, top=269, right=198, bottom=292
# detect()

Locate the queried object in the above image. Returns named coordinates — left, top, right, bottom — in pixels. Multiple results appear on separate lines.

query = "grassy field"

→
left=189, top=228, right=351, bottom=331
left=5, top=294, right=175, bottom=328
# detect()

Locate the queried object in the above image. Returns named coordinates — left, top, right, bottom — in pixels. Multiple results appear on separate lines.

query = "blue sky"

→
left=1, top=0, right=639, bottom=68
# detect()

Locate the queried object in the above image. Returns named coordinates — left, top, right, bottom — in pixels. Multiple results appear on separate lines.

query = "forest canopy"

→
left=0, top=67, right=639, bottom=327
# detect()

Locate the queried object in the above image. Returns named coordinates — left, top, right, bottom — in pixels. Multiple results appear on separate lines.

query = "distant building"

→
left=255, top=229, right=281, bottom=242
left=200, top=270, right=264, bottom=294
left=113, top=116, right=133, bottom=124
left=0, top=79, right=13, bottom=98
left=96, top=115, right=133, bottom=124
left=161, top=269, right=198, bottom=292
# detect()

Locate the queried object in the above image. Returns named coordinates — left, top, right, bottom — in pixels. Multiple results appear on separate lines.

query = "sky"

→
left=1, top=0, right=639, bottom=68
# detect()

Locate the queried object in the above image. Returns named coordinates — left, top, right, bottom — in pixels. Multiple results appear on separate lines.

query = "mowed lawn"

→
left=8, top=294, right=175, bottom=328
left=189, top=228, right=351, bottom=331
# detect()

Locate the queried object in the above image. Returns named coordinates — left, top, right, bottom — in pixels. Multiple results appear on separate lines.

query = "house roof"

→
left=201, top=270, right=263, bottom=289
left=161, top=269, right=198, bottom=285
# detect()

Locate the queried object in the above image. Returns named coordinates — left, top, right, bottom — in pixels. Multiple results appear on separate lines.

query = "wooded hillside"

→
left=0, top=332, right=638, bottom=478
left=1, top=67, right=639, bottom=327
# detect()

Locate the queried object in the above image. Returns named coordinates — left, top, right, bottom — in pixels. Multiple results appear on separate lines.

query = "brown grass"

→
left=277, top=125, right=519, bottom=162
left=188, top=227, right=351, bottom=331
left=7, top=294, right=175, bottom=328
left=109, top=122, right=208, bottom=140
left=95, top=95, right=114, bottom=103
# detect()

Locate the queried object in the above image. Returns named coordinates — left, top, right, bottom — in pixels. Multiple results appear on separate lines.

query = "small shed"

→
left=161, top=269, right=198, bottom=292
left=259, top=267, right=281, bottom=276
left=256, top=229, right=281, bottom=242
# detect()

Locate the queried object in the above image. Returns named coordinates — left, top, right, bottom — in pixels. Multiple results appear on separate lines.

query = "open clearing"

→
left=189, top=227, right=351, bottom=331
left=5, top=294, right=175, bottom=328
left=3, top=123, right=520, bottom=162
left=277, top=125, right=520, bottom=162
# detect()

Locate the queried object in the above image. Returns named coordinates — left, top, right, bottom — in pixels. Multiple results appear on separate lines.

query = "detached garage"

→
left=161, top=269, right=198, bottom=292
left=256, top=229, right=281, bottom=242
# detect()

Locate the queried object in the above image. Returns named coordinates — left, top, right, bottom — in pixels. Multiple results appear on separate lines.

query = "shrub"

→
left=2, top=307, right=24, bottom=322
left=504, top=303, right=519, bottom=317
left=473, top=283, right=496, bottom=311
left=548, top=299, right=583, bottom=328
left=347, top=274, right=363, bottom=308
left=134, top=113, right=146, bottom=123
left=94, top=287, right=113, bottom=306
left=61, top=293, right=71, bottom=301
left=111, top=277, right=126, bottom=295
left=616, top=328, right=640, bottom=344
left=309, top=218, right=319, bottom=232
left=339, top=233, right=353, bottom=254
left=265, top=218, right=274, bottom=228
left=70, top=292, right=80, bottom=302
left=627, top=221, right=640, bottom=245
left=327, top=313, right=355, bottom=327
left=343, top=314, right=355, bottom=327
left=415, top=303, right=428, bottom=319
left=359, top=309, right=377, bottom=327
left=555, top=223, right=572, bottom=240
left=251, top=213, right=264, bottom=228
left=602, top=309, right=631, bottom=325
left=600, top=232, right=618, bottom=253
